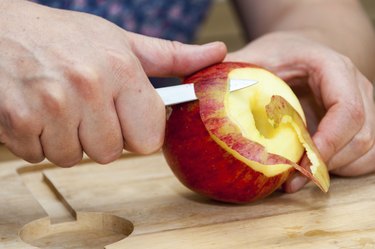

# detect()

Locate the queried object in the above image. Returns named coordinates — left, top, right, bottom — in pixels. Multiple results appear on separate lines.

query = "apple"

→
left=163, top=62, right=329, bottom=203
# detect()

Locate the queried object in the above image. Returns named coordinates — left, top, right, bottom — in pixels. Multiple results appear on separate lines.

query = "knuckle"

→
left=38, top=83, right=67, bottom=115
left=329, top=55, right=356, bottom=79
left=336, top=55, right=356, bottom=73
left=133, top=133, right=165, bottom=155
left=327, top=159, right=338, bottom=171
left=345, top=100, right=365, bottom=127
left=330, top=167, right=352, bottom=177
left=313, top=132, right=336, bottom=162
left=167, top=41, right=183, bottom=74
left=88, top=132, right=124, bottom=164
left=65, top=65, right=101, bottom=102
left=6, top=143, right=45, bottom=164
left=49, top=154, right=83, bottom=168
left=92, top=149, right=123, bottom=164
left=169, top=40, right=184, bottom=57
left=108, top=50, right=130, bottom=67
left=105, top=50, right=146, bottom=94
left=332, top=162, right=371, bottom=177
left=106, top=50, right=150, bottom=93
left=369, top=81, right=374, bottom=92
left=2, top=107, right=36, bottom=135
left=364, top=80, right=374, bottom=96
left=340, top=55, right=354, bottom=67
left=125, top=107, right=165, bottom=155
left=354, top=128, right=375, bottom=152
left=24, top=153, right=45, bottom=164
left=169, top=40, right=183, bottom=52
left=325, top=137, right=338, bottom=156
left=107, top=50, right=139, bottom=77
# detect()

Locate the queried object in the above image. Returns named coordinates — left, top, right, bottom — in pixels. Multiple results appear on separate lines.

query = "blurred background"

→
left=195, top=0, right=375, bottom=52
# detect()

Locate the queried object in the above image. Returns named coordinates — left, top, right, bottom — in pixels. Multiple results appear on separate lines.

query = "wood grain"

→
left=1, top=144, right=375, bottom=248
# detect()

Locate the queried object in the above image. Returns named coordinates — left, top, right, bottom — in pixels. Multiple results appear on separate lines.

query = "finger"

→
left=34, top=87, right=83, bottom=167
left=79, top=100, right=124, bottom=164
left=309, top=56, right=365, bottom=163
left=14, top=80, right=82, bottom=167
left=328, top=124, right=374, bottom=170
left=331, top=145, right=375, bottom=176
left=65, top=64, right=125, bottom=164
left=328, top=75, right=375, bottom=171
left=0, top=93, right=44, bottom=163
left=283, top=155, right=309, bottom=193
left=3, top=133, right=44, bottom=163
left=115, top=69, right=165, bottom=154
left=328, top=105, right=374, bottom=170
left=127, top=32, right=227, bottom=77
left=40, top=122, right=83, bottom=167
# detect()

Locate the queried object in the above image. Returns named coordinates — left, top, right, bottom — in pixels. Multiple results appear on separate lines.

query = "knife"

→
left=156, top=79, right=258, bottom=106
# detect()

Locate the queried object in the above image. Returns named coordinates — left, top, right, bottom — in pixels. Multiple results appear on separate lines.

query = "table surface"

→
left=1, top=145, right=375, bottom=249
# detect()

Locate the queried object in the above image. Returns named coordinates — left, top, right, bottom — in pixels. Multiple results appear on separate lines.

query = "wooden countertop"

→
left=1, top=144, right=375, bottom=249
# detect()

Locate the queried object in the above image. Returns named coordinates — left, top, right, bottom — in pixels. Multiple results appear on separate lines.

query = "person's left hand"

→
left=226, top=31, right=375, bottom=192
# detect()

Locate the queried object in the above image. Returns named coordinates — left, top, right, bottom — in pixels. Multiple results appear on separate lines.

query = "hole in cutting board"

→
left=19, top=212, right=134, bottom=249
left=16, top=154, right=140, bottom=248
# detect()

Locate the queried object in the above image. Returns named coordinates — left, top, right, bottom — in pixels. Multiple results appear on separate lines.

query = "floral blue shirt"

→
left=32, top=0, right=212, bottom=43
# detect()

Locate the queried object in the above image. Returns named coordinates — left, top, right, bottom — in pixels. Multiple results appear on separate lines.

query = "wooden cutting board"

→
left=1, top=145, right=375, bottom=249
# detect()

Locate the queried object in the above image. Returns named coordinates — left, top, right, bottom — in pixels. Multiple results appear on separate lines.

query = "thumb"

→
left=127, top=32, right=227, bottom=77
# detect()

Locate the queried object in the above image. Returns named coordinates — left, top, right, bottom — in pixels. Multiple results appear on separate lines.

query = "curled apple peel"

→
left=163, top=62, right=329, bottom=203
left=265, top=95, right=329, bottom=192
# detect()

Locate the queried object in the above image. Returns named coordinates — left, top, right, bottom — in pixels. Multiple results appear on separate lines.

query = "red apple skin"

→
left=162, top=62, right=294, bottom=203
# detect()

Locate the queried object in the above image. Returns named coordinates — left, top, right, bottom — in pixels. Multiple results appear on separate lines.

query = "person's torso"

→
left=32, top=0, right=212, bottom=43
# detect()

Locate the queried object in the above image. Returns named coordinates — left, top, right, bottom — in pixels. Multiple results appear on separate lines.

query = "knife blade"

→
left=156, top=79, right=258, bottom=106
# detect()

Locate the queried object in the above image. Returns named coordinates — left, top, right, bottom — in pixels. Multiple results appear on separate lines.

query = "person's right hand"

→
left=0, top=1, right=226, bottom=167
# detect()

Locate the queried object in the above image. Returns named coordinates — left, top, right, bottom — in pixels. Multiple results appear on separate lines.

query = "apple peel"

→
left=195, top=72, right=330, bottom=193
left=266, top=95, right=330, bottom=192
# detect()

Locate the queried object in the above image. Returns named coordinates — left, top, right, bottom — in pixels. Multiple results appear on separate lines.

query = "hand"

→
left=0, top=1, right=226, bottom=167
left=227, top=31, right=375, bottom=192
